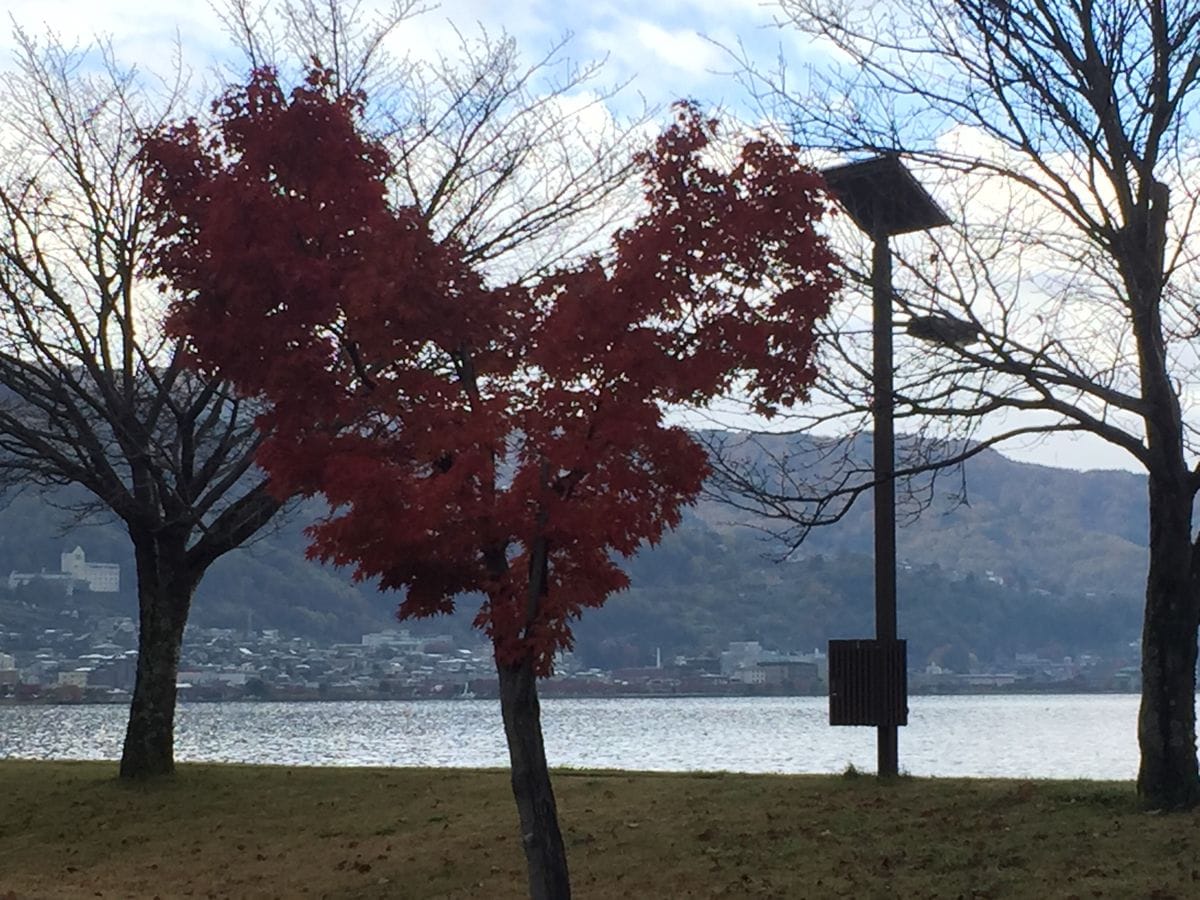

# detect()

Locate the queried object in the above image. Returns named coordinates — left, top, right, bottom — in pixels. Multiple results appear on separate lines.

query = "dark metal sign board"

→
left=828, top=638, right=908, bottom=726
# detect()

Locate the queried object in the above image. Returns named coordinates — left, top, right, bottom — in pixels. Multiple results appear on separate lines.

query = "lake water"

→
left=0, top=694, right=1143, bottom=780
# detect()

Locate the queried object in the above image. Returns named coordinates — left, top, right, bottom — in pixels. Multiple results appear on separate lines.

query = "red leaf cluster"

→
left=141, top=70, right=840, bottom=674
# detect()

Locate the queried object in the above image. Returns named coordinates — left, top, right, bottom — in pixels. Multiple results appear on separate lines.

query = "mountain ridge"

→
left=0, top=433, right=1150, bottom=669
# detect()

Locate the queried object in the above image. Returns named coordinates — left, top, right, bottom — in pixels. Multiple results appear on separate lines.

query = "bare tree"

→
left=220, top=0, right=650, bottom=283
left=710, top=0, right=1200, bottom=809
left=381, top=26, right=646, bottom=283
left=0, top=31, right=281, bottom=777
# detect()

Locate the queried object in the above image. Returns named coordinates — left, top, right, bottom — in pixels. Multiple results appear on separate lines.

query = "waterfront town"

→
left=0, top=619, right=1143, bottom=706
left=0, top=546, right=1144, bottom=704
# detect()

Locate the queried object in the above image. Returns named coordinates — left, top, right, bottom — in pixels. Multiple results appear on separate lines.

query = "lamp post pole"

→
left=871, top=227, right=899, bottom=777
left=821, top=154, right=951, bottom=780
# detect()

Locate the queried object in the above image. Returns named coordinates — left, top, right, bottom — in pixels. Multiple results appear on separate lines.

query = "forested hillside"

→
left=696, top=433, right=1147, bottom=600
left=0, top=436, right=1148, bottom=666
left=0, top=490, right=399, bottom=641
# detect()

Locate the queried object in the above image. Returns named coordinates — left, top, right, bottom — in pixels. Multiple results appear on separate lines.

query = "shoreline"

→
left=0, top=685, right=1145, bottom=707
left=2, top=684, right=1146, bottom=707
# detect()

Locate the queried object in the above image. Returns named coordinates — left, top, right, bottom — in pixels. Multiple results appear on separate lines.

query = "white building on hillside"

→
left=60, top=546, right=120, bottom=592
left=8, top=546, right=120, bottom=593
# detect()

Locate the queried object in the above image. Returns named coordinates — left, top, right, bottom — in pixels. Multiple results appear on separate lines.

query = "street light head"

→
left=821, top=154, right=951, bottom=238
left=905, top=313, right=980, bottom=347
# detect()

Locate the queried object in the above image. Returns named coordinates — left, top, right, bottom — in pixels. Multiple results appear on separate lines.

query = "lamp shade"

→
left=821, top=154, right=950, bottom=237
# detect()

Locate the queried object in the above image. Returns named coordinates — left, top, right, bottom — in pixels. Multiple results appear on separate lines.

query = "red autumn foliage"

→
left=141, top=67, right=840, bottom=673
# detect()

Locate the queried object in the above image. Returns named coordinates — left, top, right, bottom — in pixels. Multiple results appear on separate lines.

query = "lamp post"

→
left=821, top=154, right=950, bottom=777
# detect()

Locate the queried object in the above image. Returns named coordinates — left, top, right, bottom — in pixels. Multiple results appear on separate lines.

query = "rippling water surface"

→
left=0, top=694, right=1141, bottom=779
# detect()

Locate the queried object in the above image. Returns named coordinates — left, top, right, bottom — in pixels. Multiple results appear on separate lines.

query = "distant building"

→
left=60, top=546, right=120, bottom=592
left=733, top=666, right=766, bottom=686
left=7, top=569, right=77, bottom=594
left=56, top=669, right=89, bottom=688
left=757, top=659, right=819, bottom=687
left=177, top=670, right=250, bottom=687
left=721, top=641, right=767, bottom=676
left=797, top=647, right=829, bottom=683
left=8, top=546, right=120, bottom=594
left=361, top=630, right=421, bottom=650
left=84, top=652, right=137, bottom=691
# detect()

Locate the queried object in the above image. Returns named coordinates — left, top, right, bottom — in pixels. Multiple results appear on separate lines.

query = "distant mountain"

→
left=580, top=434, right=1148, bottom=668
left=697, top=433, right=1148, bottom=600
left=0, top=434, right=1150, bottom=668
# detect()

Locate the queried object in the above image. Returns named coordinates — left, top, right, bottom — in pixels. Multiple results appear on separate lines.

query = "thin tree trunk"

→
left=119, top=534, right=200, bottom=779
left=496, top=657, right=571, bottom=900
left=1137, top=473, right=1200, bottom=808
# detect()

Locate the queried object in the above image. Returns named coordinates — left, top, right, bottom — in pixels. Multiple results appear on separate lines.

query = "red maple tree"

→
left=142, top=67, right=840, bottom=899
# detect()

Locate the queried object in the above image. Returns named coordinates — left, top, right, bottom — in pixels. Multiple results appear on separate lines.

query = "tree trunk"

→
left=119, top=533, right=201, bottom=779
left=1136, top=472, right=1200, bottom=809
left=496, top=657, right=571, bottom=900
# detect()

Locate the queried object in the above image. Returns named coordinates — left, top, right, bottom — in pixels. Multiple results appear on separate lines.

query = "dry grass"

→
left=1, top=760, right=1198, bottom=898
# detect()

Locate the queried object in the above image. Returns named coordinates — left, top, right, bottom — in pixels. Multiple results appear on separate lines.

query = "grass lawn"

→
left=1, top=760, right=1198, bottom=899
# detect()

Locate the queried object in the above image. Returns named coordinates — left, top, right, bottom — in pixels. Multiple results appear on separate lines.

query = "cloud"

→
left=1, top=1, right=795, bottom=114
left=629, top=21, right=725, bottom=76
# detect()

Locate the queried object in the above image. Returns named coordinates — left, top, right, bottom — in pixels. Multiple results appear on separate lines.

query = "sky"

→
left=0, top=0, right=1147, bottom=474
left=1, top=0, right=813, bottom=109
